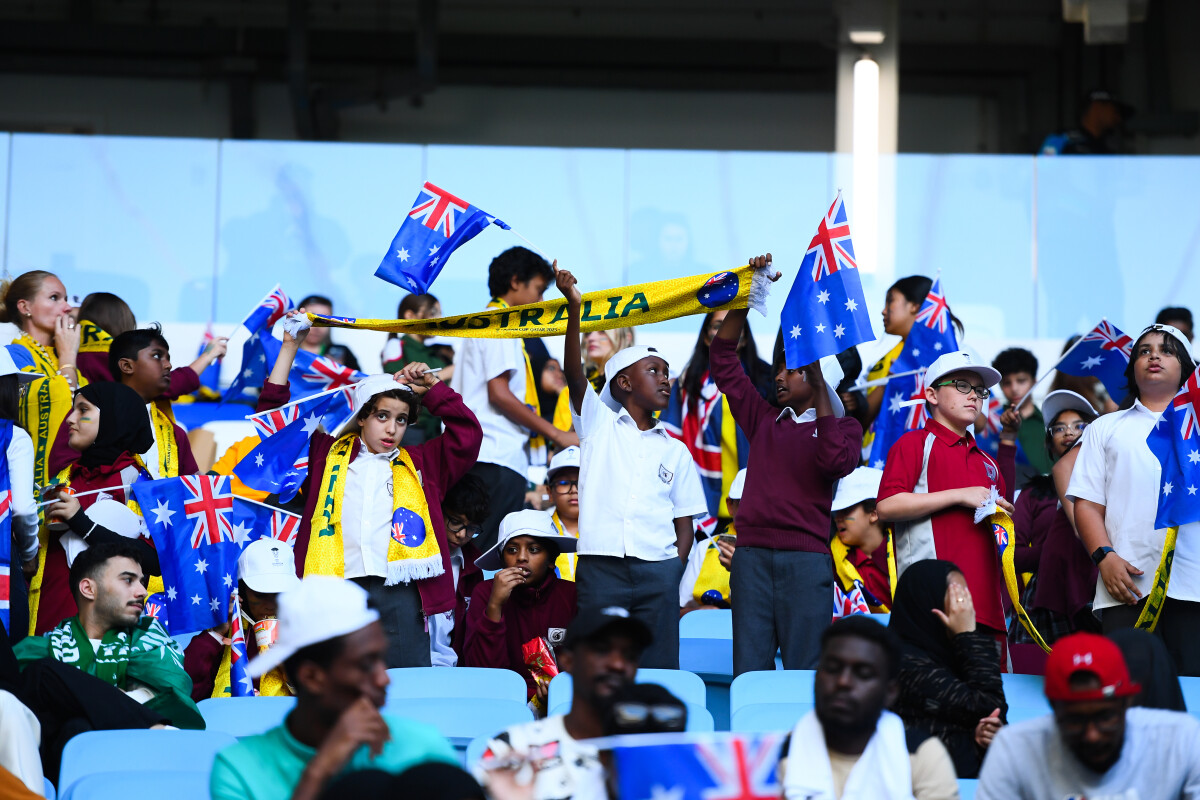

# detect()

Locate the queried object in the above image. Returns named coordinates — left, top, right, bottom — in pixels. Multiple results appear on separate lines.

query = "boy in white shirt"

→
left=555, top=267, right=708, bottom=668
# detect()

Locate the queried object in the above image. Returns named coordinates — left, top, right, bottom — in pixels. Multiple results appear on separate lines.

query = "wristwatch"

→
left=1091, top=546, right=1115, bottom=566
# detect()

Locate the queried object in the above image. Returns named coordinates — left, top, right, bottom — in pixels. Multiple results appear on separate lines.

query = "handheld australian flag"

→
left=1056, top=320, right=1134, bottom=406
left=1147, top=365, right=1200, bottom=529
left=221, top=329, right=279, bottom=406
left=781, top=193, right=875, bottom=369
left=241, top=285, right=293, bottom=336
left=228, top=587, right=254, bottom=697
left=612, top=733, right=783, bottom=800
left=232, top=497, right=302, bottom=547
left=235, top=392, right=342, bottom=503
left=375, top=181, right=510, bottom=293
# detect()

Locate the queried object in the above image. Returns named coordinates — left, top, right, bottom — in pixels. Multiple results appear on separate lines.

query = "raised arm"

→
left=396, top=361, right=482, bottom=488
left=556, top=266, right=588, bottom=414
left=267, top=312, right=305, bottom=387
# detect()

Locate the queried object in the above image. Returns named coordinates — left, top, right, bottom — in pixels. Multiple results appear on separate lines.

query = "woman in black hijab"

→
left=888, top=559, right=1008, bottom=778
left=33, top=383, right=159, bottom=633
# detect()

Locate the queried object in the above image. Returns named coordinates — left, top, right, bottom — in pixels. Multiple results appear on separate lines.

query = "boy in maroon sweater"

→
left=428, top=474, right=490, bottom=666
left=710, top=253, right=863, bottom=674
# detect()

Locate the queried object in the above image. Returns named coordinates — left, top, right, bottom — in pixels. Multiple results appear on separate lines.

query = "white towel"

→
left=783, top=710, right=915, bottom=800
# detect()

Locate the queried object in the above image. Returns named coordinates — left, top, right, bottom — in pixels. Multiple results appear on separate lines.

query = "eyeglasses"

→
left=445, top=518, right=483, bottom=538
left=611, top=702, right=687, bottom=730
left=551, top=478, right=579, bottom=494
left=933, top=379, right=991, bottom=399
left=1055, top=705, right=1125, bottom=735
left=1050, top=421, right=1088, bottom=437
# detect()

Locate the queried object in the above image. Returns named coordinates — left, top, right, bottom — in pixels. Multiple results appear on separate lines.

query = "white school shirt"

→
left=340, top=443, right=401, bottom=580
left=571, top=385, right=709, bottom=561
left=451, top=338, right=529, bottom=477
left=1067, top=399, right=1200, bottom=610
left=428, top=546, right=464, bottom=667
left=8, top=426, right=38, bottom=564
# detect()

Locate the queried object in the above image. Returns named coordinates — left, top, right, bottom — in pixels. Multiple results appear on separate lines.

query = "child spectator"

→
left=1157, top=306, right=1194, bottom=343
left=550, top=328, right=634, bottom=433
left=679, top=468, right=743, bottom=614
left=428, top=474, right=489, bottom=667
left=556, top=267, right=707, bottom=669
left=259, top=318, right=482, bottom=667
left=831, top=467, right=894, bottom=614
left=451, top=248, right=575, bottom=551
left=463, top=510, right=578, bottom=708
left=709, top=254, right=862, bottom=673
left=877, top=350, right=1015, bottom=648
left=545, top=445, right=580, bottom=581
left=992, top=347, right=1052, bottom=488
left=296, top=294, right=359, bottom=368
left=383, top=293, right=452, bottom=445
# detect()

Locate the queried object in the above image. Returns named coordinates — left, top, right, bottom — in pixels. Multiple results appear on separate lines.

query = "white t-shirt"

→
left=977, top=708, right=1200, bottom=800
left=571, top=385, right=709, bottom=561
left=428, top=547, right=464, bottom=668
left=477, top=715, right=605, bottom=800
left=1066, top=400, right=1200, bottom=610
left=340, top=445, right=401, bottom=580
left=452, top=338, right=530, bottom=477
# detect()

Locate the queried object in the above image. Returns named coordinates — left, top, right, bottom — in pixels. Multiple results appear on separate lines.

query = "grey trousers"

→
left=576, top=555, right=685, bottom=669
left=730, top=547, right=833, bottom=675
left=350, top=576, right=431, bottom=668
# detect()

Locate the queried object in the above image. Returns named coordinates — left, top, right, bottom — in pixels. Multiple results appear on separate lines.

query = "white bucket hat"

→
left=831, top=467, right=885, bottom=513
left=924, top=350, right=1002, bottom=390
left=598, top=345, right=669, bottom=413
left=1041, top=389, right=1098, bottom=429
left=238, top=538, right=302, bottom=595
left=247, top=576, right=380, bottom=678
left=475, top=509, right=579, bottom=571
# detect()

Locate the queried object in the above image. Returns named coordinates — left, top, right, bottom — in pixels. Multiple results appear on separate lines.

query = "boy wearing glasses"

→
left=877, top=350, right=1016, bottom=648
left=429, top=474, right=490, bottom=666
left=546, top=445, right=581, bottom=581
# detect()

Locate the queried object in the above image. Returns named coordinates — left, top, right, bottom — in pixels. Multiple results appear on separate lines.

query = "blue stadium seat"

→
left=680, top=610, right=734, bottom=680
left=58, top=730, right=236, bottom=798
left=958, top=778, right=978, bottom=800
left=385, top=667, right=528, bottom=704
left=1000, top=673, right=1050, bottom=724
left=729, top=702, right=811, bottom=733
left=1179, top=676, right=1200, bottom=715
left=548, top=669, right=708, bottom=716
left=198, top=696, right=297, bottom=737
left=680, top=609, right=733, bottom=639
left=61, top=771, right=211, bottom=800
left=729, top=670, right=815, bottom=716
left=382, top=696, right=533, bottom=746
left=870, top=613, right=890, bottom=626
left=44, top=778, right=55, bottom=800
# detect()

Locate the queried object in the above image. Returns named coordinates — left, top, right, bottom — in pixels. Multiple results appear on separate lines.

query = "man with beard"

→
left=778, top=616, right=957, bottom=799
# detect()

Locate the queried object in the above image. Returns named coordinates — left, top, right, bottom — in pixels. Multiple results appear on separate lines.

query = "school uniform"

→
left=427, top=542, right=484, bottom=666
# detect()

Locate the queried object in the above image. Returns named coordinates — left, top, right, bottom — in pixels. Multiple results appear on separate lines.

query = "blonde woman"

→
left=552, top=327, right=635, bottom=431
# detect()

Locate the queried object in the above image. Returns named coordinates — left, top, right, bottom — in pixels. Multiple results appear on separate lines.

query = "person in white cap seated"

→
left=0, top=346, right=43, bottom=641
left=545, top=445, right=581, bottom=581
left=877, top=349, right=1016, bottom=651
left=463, top=509, right=578, bottom=710
left=1068, top=324, right=1200, bottom=673
left=554, top=268, right=708, bottom=670
left=258, top=317, right=483, bottom=668
left=831, top=466, right=894, bottom=616
left=708, top=253, right=863, bottom=674
left=679, top=467, right=745, bottom=615
left=210, top=576, right=457, bottom=800
left=184, top=537, right=301, bottom=699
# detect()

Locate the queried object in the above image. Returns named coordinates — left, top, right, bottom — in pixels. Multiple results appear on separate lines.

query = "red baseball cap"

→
left=1044, top=633, right=1141, bottom=702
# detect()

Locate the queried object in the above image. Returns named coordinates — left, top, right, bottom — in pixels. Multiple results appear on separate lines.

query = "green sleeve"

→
left=13, top=635, right=51, bottom=667
left=127, top=620, right=206, bottom=729
left=378, top=716, right=458, bottom=771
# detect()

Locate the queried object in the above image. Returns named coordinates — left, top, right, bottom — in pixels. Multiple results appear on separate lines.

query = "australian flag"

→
left=228, top=588, right=254, bottom=697
left=1057, top=320, right=1133, bottom=406
left=221, top=329, right=279, bottom=405
left=232, top=497, right=302, bottom=547
left=867, top=277, right=959, bottom=468
left=781, top=193, right=875, bottom=369
left=375, top=181, right=510, bottom=293
left=235, top=392, right=341, bottom=503
left=1148, top=366, right=1200, bottom=529
left=222, top=331, right=363, bottom=423
left=241, top=285, right=293, bottom=336
left=613, top=734, right=783, bottom=800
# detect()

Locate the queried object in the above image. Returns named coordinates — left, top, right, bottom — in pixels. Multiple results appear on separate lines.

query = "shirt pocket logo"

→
left=658, top=465, right=674, bottom=484
left=984, top=462, right=998, bottom=482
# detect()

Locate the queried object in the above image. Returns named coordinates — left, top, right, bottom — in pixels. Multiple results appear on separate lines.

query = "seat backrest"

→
left=60, top=771, right=213, bottom=800
left=680, top=609, right=733, bottom=639
left=1178, top=675, right=1200, bottom=715
left=730, top=670, right=816, bottom=714
left=381, top=697, right=533, bottom=746
left=958, top=778, right=979, bottom=800
left=59, top=731, right=236, bottom=797
left=548, top=669, right=708, bottom=716
left=385, top=667, right=528, bottom=704
left=197, top=696, right=297, bottom=737
left=730, top=702, right=812, bottom=733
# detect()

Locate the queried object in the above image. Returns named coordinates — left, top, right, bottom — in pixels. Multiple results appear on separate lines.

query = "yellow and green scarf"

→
left=148, top=400, right=181, bottom=478
left=550, top=511, right=578, bottom=582
left=306, top=433, right=443, bottom=585
left=993, top=510, right=1052, bottom=652
left=12, top=334, right=84, bottom=492
left=1135, top=525, right=1178, bottom=633
left=77, top=319, right=111, bottom=355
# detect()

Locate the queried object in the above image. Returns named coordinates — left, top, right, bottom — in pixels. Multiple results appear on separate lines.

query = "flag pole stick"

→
left=855, top=366, right=927, bottom=391
left=235, top=494, right=300, bottom=517
left=1013, top=322, right=1095, bottom=410
left=505, top=227, right=552, bottom=261
left=37, top=485, right=133, bottom=508
left=243, top=381, right=365, bottom=420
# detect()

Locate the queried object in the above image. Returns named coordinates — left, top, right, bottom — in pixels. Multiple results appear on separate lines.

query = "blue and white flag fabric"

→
left=235, top=392, right=341, bottom=503
left=134, top=475, right=246, bottom=635
left=781, top=193, right=876, bottom=370
left=1056, top=320, right=1134, bottom=406
left=231, top=497, right=302, bottom=547
left=221, top=329, right=280, bottom=406
left=612, top=733, right=784, bottom=800
left=867, top=277, right=959, bottom=468
left=241, top=285, right=293, bottom=337
left=228, top=587, right=254, bottom=697
left=1148, top=366, right=1200, bottom=528
left=375, top=181, right=510, bottom=293
left=221, top=329, right=363, bottom=420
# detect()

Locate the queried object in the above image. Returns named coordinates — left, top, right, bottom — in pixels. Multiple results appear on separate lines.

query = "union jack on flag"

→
left=1148, top=365, right=1200, bottom=529
left=613, top=733, right=783, bottom=800
left=1056, top=319, right=1135, bottom=406
left=913, top=277, right=952, bottom=334
left=1081, top=319, right=1134, bottom=356
left=143, top=598, right=165, bottom=621
left=904, top=374, right=930, bottom=431
left=182, top=475, right=236, bottom=548
left=301, top=357, right=360, bottom=393
left=252, top=405, right=300, bottom=440
left=271, top=509, right=301, bottom=546
left=833, top=581, right=871, bottom=620
left=228, top=588, right=255, bottom=697
left=408, top=182, right=469, bottom=237
left=805, top=194, right=857, bottom=282
left=240, top=285, right=294, bottom=336
left=1173, top=369, right=1200, bottom=441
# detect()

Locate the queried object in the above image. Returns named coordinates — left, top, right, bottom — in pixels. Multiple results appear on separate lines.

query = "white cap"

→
left=598, top=345, right=669, bottom=412
left=475, top=509, right=579, bottom=571
left=352, top=373, right=414, bottom=413
left=1140, top=323, right=1194, bottom=361
left=728, top=468, right=747, bottom=501
left=831, top=467, right=884, bottom=513
left=238, top=538, right=302, bottom=595
left=0, top=348, right=41, bottom=383
left=247, top=576, right=380, bottom=678
left=546, top=445, right=580, bottom=481
left=1041, top=389, right=1098, bottom=429
left=84, top=497, right=142, bottom=538
left=924, top=350, right=1001, bottom=390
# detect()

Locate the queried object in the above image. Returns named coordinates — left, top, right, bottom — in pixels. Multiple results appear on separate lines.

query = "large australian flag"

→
left=1056, top=320, right=1134, bottom=406
left=1148, top=365, right=1200, bottom=529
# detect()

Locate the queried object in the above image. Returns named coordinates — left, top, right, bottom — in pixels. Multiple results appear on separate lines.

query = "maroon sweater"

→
left=256, top=379, right=482, bottom=617
left=709, top=336, right=862, bottom=552
left=463, top=572, right=577, bottom=700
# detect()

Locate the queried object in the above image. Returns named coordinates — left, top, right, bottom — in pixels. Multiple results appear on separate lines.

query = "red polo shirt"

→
left=878, top=418, right=1006, bottom=631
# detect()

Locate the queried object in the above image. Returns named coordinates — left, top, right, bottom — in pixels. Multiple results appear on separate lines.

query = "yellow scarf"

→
left=12, top=334, right=84, bottom=492
left=487, top=298, right=544, bottom=461
left=306, top=434, right=442, bottom=585
left=550, top=511, right=578, bottom=582
left=831, top=533, right=895, bottom=613
left=77, top=319, right=111, bottom=354
left=1135, top=525, right=1178, bottom=633
left=148, top=400, right=181, bottom=478
left=993, top=510, right=1051, bottom=652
